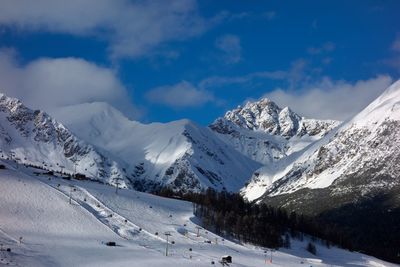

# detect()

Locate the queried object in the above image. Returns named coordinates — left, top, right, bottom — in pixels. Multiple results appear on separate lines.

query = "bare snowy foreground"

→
left=0, top=161, right=396, bottom=267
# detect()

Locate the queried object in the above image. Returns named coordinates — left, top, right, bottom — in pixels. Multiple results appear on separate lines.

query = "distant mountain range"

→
left=1, top=80, right=400, bottom=208
left=2, top=79, right=400, bottom=262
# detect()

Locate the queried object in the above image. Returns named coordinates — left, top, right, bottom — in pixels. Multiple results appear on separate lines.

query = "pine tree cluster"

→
left=157, top=188, right=353, bottom=250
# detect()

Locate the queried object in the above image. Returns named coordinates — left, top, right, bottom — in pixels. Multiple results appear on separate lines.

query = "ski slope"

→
left=0, top=161, right=397, bottom=267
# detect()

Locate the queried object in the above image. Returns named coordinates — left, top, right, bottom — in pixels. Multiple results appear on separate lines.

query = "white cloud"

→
left=215, top=34, right=242, bottom=64
left=0, top=0, right=216, bottom=59
left=146, top=81, right=214, bottom=108
left=0, top=49, right=136, bottom=118
left=199, top=59, right=315, bottom=90
left=263, top=75, right=393, bottom=120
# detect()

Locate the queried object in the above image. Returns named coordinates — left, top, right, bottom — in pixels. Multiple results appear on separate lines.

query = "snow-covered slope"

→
left=0, top=162, right=395, bottom=267
left=210, top=98, right=339, bottom=165
left=0, top=94, right=127, bottom=186
left=243, top=79, right=400, bottom=201
left=52, top=102, right=261, bottom=192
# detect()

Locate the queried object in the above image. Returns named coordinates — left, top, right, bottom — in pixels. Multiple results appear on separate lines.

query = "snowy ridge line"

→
left=52, top=102, right=261, bottom=193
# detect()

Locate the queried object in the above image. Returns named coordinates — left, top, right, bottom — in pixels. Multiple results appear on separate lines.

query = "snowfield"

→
left=0, top=161, right=397, bottom=267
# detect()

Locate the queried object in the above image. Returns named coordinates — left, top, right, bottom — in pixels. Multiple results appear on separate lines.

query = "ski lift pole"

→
left=195, top=226, right=201, bottom=237
left=270, top=249, right=274, bottom=263
left=59, top=165, right=65, bottom=175
left=69, top=184, right=74, bottom=204
left=164, top=232, right=172, bottom=256
left=73, top=162, right=77, bottom=178
left=114, top=176, right=123, bottom=194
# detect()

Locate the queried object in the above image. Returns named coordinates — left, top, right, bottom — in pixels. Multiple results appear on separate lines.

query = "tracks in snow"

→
left=36, top=176, right=166, bottom=254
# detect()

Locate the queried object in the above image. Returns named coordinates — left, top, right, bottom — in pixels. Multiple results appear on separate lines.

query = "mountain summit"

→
left=0, top=94, right=127, bottom=186
left=243, top=79, right=400, bottom=206
left=210, top=98, right=339, bottom=165
left=52, top=102, right=261, bottom=192
left=211, top=97, right=338, bottom=138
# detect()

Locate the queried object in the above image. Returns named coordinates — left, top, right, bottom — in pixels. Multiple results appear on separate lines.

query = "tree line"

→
left=156, top=187, right=354, bottom=251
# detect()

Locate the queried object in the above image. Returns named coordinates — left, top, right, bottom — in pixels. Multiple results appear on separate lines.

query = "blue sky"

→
left=0, top=0, right=399, bottom=124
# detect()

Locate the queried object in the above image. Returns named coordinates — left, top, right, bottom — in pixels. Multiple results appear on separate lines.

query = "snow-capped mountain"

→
left=0, top=94, right=260, bottom=193
left=210, top=98, right=339, bottom=165
left=3, top=77, right=398, bottom=201
left=52, top=102, right=261, bottom=192
left=243, top=79, right=400, bottom=203
left=0, top=94, right=128, bottom=186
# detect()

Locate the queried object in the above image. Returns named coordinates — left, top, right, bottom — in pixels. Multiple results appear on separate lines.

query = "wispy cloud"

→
left=199, top=59, right=393, bottom=121
left=215, top=34, right=242, bottom=64
left=145, top=55, right=393, bottom=119
left=146, top=81, right=214, bottom=108
left=199, top=58, right=311, bottom=90
left=145, top=69, right=287, bottom=109
left=0, top=0, right=220, bottom=59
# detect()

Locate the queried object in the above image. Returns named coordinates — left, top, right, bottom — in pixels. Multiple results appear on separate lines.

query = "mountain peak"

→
left=241, top=97, right=281, bottom=114
left=0, top=94, right=127, bottom=186
left=0, top=93, right=24, bottom=110
left=222, top=98, right=285, bottom=134
left=244, top=79, right=400, bottom=201
left=51, top=101, right=133, bottom=128
left=211, top=97, right=339, bottom=139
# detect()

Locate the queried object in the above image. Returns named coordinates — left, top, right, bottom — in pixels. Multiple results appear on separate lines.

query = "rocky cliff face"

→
left=0, top=94, right=128, bottom=187
left=210, top=98, right=339, bottom=165
left=211, top=98, right=337, bottom=138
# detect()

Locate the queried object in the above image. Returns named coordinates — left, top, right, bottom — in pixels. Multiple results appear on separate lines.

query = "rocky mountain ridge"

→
left=0, top=93, right=128, bottom=187
left=243, top=80, right=400, bottom=202
left=210, top=98, right=339, bottom=165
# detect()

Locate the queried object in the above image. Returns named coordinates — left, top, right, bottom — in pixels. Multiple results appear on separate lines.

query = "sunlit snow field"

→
left=0, top=161, right=396, bottom=267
